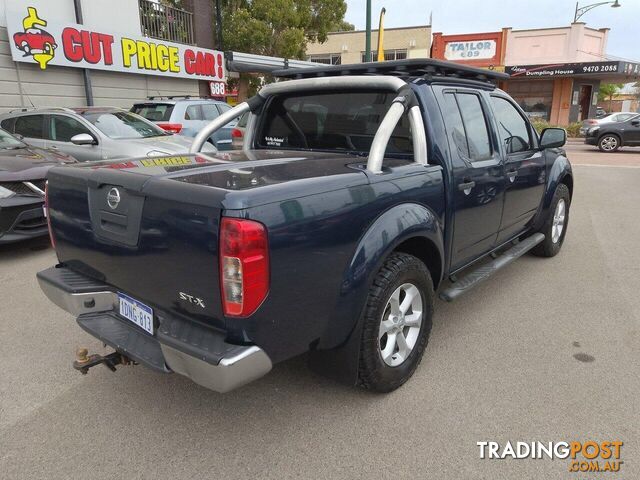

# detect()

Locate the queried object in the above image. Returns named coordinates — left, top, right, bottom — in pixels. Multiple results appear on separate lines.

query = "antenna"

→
left=429, top=11, right=433, bottom=27
left=25, top=93, right=35, bottom=108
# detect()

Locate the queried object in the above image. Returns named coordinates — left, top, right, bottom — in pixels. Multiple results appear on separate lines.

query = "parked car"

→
left=0, top=128, right=75, bottom=244
left=579, top=111, right=637, bottom=136
left=37, top=59, right=573, bottom=394
left=0, top=107, right=215, bottom=162
left=584, top=113, right=640, bottom=151
left=131, top=97, right=236, bottom=150
left=231, top=112, right=249, bottom=149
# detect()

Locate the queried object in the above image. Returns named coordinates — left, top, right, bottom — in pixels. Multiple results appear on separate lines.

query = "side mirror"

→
left=70, top=133, right=96, bottom=145
left=539, top=128, right=566, bottom=149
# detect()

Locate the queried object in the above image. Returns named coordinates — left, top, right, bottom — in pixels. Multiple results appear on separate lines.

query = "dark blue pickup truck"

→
left=37, top=60, right=573, bottom=393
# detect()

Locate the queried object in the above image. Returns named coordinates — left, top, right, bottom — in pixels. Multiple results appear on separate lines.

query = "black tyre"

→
left=358, top=252, right=434, bottom=393
left=598, top=134, right=620, bottom=152
left=532, top=183, right=570, bottom=257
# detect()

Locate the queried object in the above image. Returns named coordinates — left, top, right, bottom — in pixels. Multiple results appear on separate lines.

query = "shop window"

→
left=308, top=54, right=342, bottom=65
left=505, top=80, right=553, bottom=121
left=361, top=49, right=408, bottom=62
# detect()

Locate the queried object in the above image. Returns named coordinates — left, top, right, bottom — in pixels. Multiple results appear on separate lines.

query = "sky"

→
left=344, top=0, right=640, bottom=61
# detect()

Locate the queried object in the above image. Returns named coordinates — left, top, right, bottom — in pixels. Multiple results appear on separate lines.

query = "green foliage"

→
left=597, top=83, right=623, bottom=102
left=531, top=120, right=582, bottom=138
left=221, top=0, right=349, bottom=59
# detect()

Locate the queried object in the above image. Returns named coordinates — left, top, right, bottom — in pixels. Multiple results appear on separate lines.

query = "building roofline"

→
left=326, top=25, right=431, bottom=35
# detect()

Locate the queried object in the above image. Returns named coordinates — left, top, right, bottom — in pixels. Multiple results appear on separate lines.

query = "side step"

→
left=439, top=233, right=545, bottom=302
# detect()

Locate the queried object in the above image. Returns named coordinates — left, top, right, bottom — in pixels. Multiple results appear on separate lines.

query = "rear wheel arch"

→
left=392, top=236, right=442, bottom=290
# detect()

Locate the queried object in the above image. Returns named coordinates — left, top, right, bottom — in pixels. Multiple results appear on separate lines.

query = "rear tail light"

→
left=44, top=181, right=56, bottom=249
left=587, top=120, right=598, bottom=125
left=157, top=123, right=183, bottom=134
left=220, top=218, right=269, bottom=317
left=231, top=128, right=243, bottom=138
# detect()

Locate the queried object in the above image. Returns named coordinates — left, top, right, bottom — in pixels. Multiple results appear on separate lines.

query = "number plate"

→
left=118, top=293, right=153, bottom=335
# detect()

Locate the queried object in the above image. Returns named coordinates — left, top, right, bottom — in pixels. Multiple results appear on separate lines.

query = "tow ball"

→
left=73, top=348, right=133, bottom=374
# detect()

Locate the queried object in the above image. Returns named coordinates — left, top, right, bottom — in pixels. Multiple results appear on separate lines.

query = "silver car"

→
left=0, top=107, right=214, bottom=162
left=131, top=97, right=235, bottom=151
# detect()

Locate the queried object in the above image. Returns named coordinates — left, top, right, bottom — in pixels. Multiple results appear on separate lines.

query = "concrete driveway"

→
left=1, top=144, right=638, bottom=479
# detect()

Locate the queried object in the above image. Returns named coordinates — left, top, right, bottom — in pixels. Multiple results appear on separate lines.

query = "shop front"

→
left=504, top=61, right=640, bottom=124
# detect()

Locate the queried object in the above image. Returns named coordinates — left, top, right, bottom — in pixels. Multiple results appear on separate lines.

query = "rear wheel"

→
left=598, top=134, right=620, bottom=152
left=532, top=183, right=570, bottom=257
left=358, top=252, right=434, bottom=392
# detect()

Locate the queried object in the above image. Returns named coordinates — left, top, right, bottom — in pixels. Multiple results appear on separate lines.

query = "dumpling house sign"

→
left=6, top=6, right=226, bottom=82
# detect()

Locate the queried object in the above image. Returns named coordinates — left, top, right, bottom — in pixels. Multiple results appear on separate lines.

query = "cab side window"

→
left=14, top=115, right=44, bottom=139
left=441, top=92, right=492, bottom=162
left=50, top=115, right=92, bottom=142
left=490, top=96, right=532, bottom=154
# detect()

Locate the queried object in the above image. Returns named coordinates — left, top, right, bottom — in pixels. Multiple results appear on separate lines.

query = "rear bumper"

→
left=584, top=136, right=598, bottom=146
left=37, top=266, right=272, bottom=393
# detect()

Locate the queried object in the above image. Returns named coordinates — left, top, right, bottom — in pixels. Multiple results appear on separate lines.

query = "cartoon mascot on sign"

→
left=13, top=7, right=57, bottom=69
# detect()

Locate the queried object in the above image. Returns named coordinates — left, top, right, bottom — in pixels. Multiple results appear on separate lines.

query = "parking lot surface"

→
left=1, top=144, right=638, bottom=479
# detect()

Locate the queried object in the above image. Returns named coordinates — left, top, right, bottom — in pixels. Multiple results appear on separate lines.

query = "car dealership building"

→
left=0, top=0, right=226, bottom=114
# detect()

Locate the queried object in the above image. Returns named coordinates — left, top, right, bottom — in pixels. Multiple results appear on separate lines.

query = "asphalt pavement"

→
left=1, top=143, right=638, bottom=479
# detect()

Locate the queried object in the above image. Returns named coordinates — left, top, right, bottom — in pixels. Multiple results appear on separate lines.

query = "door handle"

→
left=49, top=145, right=58, bottom=150
left=506, top=169, right=517, bottom=182
left=458, top=180, right=476, bottom=195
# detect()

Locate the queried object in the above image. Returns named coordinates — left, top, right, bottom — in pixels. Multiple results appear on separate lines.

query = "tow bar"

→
left=73, top=348, right=133, bottom=374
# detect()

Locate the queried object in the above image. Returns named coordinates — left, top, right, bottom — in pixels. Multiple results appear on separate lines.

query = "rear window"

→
left=257, top=91, right=413, bottom=155
left=131, top=103, right=175, bottom=122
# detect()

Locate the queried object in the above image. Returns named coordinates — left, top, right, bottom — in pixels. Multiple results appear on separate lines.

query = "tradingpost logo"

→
left=478, top=440, right=624, bottom=473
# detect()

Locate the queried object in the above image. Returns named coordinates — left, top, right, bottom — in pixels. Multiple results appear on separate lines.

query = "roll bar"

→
left=189, top=76, right=427, bottom=173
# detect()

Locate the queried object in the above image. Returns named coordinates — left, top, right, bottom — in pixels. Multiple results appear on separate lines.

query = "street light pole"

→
left=365, top=0, right=371, bottom=62
left=573, top=0, right=621, bottom=22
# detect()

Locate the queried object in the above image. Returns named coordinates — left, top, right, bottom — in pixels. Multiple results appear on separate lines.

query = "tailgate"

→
left=47, top=165, right=226, bottom=330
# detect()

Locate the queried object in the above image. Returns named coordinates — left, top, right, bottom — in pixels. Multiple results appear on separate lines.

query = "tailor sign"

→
left=444, top=40, right=497, bottom=61
left=6, top=6, right=225, bottom=81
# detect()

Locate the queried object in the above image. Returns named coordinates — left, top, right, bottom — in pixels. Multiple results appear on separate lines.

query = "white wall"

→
left=0, top=0, right=138, bottom=31
left=505, top=23, right=609, bottom=65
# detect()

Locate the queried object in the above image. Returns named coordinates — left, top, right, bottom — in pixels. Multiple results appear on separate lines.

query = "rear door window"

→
left=201, top=104, right=220, bottom=121
left=131, top=103, right=174, bottom=122
left=257, top=91, right=413, bottom=155
left=50, top=115, right=92, bottom=142
left=1, top=117, right=15, bottom=132
left=14, top=114, right=45, bottom=139
left=185, top=105, right=203, bottom=120
left=441, top=92, right=492, bottom=162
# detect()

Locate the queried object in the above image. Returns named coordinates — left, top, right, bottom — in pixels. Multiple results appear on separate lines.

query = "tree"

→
left=220, top=0, right=350, bottom=98
left=598, top=83, right=624, bottom=112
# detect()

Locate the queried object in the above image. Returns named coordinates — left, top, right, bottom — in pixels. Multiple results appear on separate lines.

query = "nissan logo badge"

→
left=107, top=187, right=121, bottom=210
